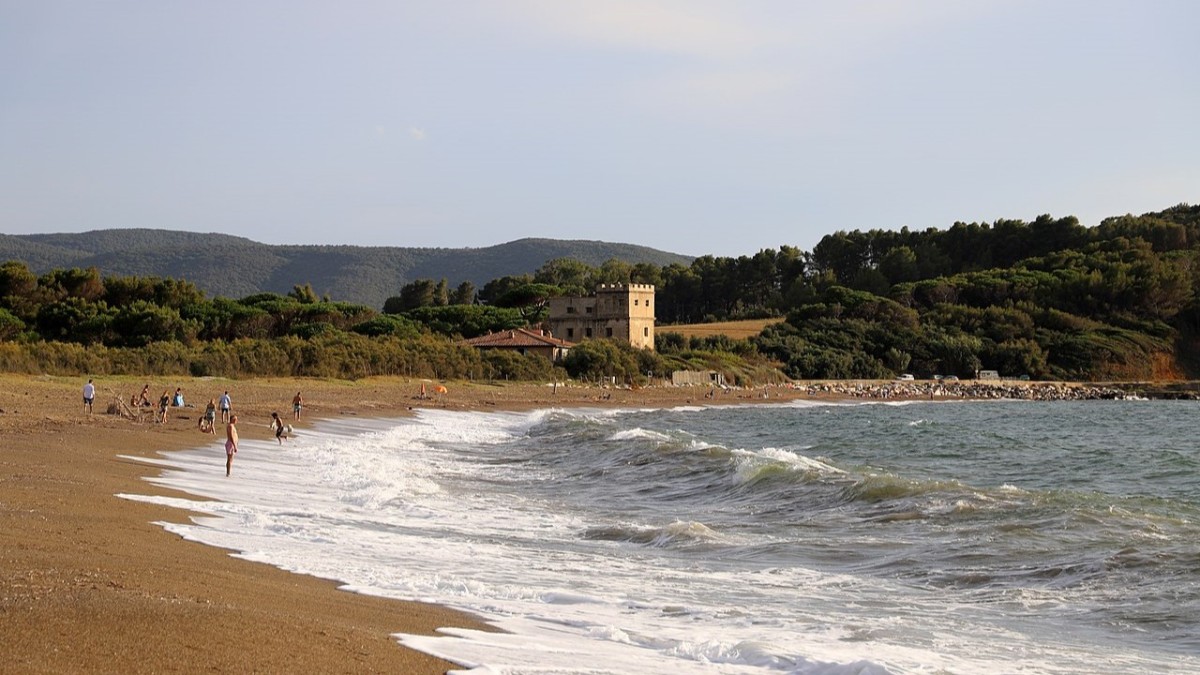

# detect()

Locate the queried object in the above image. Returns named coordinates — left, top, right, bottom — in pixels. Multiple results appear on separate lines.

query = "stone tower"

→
left=547, top=284, right=656, bottom=350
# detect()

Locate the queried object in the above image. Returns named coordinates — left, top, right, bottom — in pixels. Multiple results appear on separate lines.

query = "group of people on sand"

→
left=81, top=379, right=305, bottom=477
left=197, top=391, right=233, bottom=434
left=225, top=391, right=303, bottom=477
left=124, top=384, right=195, bottom=423
left=154, top=387, right=301, bottom=477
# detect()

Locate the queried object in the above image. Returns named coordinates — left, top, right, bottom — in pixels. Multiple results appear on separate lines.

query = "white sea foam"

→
left=608, top=428, right=672, bottom=442
left=730, top=447, right=846, bottom=486
left=119, top=406, right=1195, bottom=675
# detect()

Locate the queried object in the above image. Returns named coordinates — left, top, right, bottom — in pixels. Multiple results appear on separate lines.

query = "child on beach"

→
left=158, top=390, right=170, bottom=423
left=292, top=392, right=303, bottom=421
left=269, top=411, right=289, bottom=444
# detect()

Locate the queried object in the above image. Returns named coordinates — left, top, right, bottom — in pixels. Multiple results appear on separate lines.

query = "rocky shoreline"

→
left=791, top=380, right=1149, bottom=401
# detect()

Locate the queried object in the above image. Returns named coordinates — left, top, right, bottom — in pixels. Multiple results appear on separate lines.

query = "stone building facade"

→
left=547, top=284, right=656, bottom=350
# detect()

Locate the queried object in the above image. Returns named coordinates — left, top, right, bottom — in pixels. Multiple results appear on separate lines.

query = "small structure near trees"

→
left=461, top=327, right=574, bottom=362
left=671, top=370, right=726, bottom=387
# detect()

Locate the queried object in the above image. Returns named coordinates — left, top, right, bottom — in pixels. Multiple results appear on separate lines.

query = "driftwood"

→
left=107, top=390, right=151, bottom=422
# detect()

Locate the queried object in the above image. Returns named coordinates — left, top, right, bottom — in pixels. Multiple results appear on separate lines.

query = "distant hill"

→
left=0, top=229, right=692, bottom=309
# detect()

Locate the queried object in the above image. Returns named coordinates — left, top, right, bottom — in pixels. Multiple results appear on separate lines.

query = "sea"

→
left=120, top=398, right=1200, bottom=674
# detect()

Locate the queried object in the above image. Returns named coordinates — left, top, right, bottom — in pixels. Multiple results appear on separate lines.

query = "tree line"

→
left=2, top=203, right=1197, bottom=383
left=0, top=259, right=762, bottom=383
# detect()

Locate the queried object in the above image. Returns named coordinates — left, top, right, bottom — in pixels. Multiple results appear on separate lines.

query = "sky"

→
left=2, top=1, right=1197, bottom=257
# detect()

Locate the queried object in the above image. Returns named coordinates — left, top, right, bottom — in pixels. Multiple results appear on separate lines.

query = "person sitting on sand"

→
left=270, top=411, right=288, bottom=445
left=138, top=384, right=152, bottom=407
left=225, top=415, right=239, bottom=476
left=172, top=387, right=185, bottom=407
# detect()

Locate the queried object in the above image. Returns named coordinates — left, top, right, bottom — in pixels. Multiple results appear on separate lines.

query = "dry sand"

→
left=1, top=374, right=809, bottom=673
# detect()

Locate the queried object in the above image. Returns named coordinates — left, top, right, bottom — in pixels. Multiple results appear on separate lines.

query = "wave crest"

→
left=583, top=520, right=721, bottom=547
left=733, top=447, right=845, bottom=487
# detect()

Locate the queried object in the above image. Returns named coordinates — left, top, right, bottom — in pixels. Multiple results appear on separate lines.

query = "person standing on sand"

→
left=200, top=398, right=217, bottom=434
left=292, top=392, right=303, bottom=421
left=82, top=378, right=95, bottom=414
left=225, top=415, right=239, bottom=476
left=218, top=390, right=232, bottom=423
left=158, top=390, right=170, bottom=423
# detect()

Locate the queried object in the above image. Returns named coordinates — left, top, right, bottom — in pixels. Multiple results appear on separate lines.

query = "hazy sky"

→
left=2, top=1, right=1196, bottom=256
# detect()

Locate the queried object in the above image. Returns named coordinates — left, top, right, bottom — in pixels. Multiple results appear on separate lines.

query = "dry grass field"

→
left=660, top=318, right=785, bottom=340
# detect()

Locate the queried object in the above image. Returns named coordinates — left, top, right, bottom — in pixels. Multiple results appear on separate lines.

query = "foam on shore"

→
left=117, top=403, right=1179, bottom=674
left=117, top=409, right=912, bottom=673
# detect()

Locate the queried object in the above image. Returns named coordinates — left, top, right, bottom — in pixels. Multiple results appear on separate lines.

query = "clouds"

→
left=490, top=1, right=1013, bottom=132
left=507, top=0, right=767, bottom=58
left=1, top=1, right=1196, bottom=256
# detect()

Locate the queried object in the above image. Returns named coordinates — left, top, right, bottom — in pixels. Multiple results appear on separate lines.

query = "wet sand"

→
left=0, top=375, right=814, bottom=673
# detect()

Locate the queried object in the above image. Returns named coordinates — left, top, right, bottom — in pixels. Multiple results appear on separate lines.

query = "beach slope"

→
left=0, top=376, right=494, bottom=674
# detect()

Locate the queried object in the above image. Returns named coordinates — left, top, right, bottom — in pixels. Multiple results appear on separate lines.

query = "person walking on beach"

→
left=158, top=390, right=170, bottom=423
left=270, top=411, right=288, bottom=444
left=292, top=391, right=303, bottom=421
left=225, top=415, right=239, bottom=476
left=218, top=390, right=232, bottom=423
left=82, top=378, right=95, bottom=414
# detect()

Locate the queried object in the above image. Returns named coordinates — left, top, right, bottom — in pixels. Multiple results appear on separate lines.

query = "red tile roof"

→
left=462, top=328, right=575, bottom=349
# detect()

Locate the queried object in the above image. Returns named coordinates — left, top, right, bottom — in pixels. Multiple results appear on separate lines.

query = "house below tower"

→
left=461, top=327, right=574, bottom=362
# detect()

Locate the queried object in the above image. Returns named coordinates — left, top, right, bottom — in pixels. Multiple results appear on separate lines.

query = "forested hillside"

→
left=0, top=230, right=692, bottom=309
left=650, top=203, right=1200, bottom=381
left=2, top=204, right=1198, bottom=383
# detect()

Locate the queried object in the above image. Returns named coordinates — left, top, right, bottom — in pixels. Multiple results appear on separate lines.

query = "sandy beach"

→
left=2, top=373, right=1131, bottom=673
left=1, top=374, right=819, bottom=674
